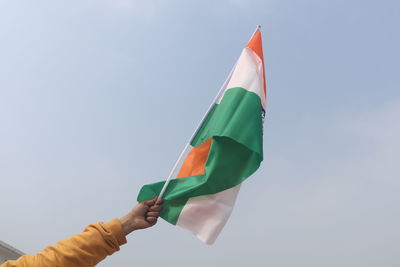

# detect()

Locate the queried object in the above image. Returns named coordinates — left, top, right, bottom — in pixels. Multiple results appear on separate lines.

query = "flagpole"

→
left=156, top=25, right=261, bottom=201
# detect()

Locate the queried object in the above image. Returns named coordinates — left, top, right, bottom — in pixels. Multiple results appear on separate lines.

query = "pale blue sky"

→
left=1, top=1, right=399, bottom=266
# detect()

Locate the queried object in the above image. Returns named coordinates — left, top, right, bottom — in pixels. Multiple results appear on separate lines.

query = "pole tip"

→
left=257, top=24, right=261, bottom=29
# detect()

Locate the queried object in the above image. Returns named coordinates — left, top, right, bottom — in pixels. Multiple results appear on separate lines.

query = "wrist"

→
left=119, top=214, right=136, bottom=236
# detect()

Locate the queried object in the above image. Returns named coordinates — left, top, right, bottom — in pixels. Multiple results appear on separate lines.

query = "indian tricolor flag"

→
left=138, top=28, right=266, bottom=244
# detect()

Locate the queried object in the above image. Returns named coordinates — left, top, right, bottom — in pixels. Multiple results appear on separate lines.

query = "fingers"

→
left=146, top=217, right=158, bottom=225
left=145, top=197, right=163, bottom=225
left=143, top=196, right=157, bottom=207
left=146, top=205, right=162, bottom=217
left=149, top=205, right=162, bottom=212
left=143, top=196, right=164, bottom=207
left=145, top=210, right=160, bottom=225
left=146, top=211, right=160, bottom=217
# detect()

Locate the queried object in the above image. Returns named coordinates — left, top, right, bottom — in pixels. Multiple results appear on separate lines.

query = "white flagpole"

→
left=156, top=25, right=261, bottom=201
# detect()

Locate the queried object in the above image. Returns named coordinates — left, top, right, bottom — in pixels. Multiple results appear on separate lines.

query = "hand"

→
left=119, top=196, right=163, bottom=236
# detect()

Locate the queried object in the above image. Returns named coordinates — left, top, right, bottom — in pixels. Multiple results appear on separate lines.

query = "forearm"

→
left=1, top=219, right=126, bottom=267
left=1, top=198, right=162, bottom=267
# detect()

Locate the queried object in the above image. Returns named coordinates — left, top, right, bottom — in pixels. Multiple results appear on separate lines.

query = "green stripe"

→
left=192, top=87, right=263, bottom=158
left=137, top=87, right=263, bottom=225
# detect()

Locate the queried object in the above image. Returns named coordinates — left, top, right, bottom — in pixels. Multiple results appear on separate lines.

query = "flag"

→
left=137, top=28, right=266, bottom=244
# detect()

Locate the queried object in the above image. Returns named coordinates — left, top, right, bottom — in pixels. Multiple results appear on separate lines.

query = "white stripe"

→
left=216, top=47, right=266, bottom=109
left=176, top=185, right=241, bottom=245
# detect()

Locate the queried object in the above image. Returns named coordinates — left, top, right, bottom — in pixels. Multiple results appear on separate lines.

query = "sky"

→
left=0, top=0, right=399, bottom=266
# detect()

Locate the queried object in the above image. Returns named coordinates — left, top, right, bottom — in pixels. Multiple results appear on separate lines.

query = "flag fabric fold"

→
left=137, top=28, right=266, bottom=244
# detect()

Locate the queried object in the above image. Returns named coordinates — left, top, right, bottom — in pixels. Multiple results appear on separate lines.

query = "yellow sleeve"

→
left=1, top=219, right=127, bottom=267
